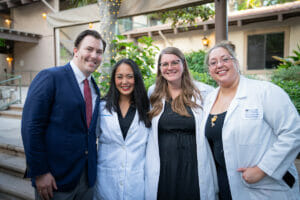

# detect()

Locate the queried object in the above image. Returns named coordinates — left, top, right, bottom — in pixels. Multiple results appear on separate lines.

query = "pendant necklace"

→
left=211, top=115, right=217, bottom=127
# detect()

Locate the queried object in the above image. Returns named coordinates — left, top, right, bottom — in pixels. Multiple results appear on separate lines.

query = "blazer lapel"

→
left=90, top=76, right=100, bottom=130
left=64, top=63, right=86, bottom=125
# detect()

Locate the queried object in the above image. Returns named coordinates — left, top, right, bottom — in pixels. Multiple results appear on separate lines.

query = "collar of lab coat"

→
left=205, top=75, right=248, bottom=125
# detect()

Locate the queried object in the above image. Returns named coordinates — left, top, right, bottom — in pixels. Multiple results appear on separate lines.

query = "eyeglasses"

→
left=208, top=56, right=234, bottom=67
left=159, top=60, right=181, bottom=68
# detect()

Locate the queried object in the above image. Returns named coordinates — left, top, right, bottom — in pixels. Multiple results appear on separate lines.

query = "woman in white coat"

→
left=94, top=58, right=151, bottom=200
left=199, top=42, right=300, bottom=200
left=145, top=47, right=218, bottom=200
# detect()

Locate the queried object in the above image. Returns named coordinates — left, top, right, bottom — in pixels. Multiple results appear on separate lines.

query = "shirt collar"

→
left=70, top=60, right=92, bottom=83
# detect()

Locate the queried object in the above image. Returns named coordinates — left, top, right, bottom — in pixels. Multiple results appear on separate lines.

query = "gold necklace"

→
left=211, top=115, right=217, bottom=127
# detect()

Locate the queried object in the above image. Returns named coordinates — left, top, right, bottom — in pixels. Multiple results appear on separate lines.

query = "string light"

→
left=5, top=19, right=12, bottom=26
left=42, top=12, right=47, bottom=19
left=6, top=57, right=13, bottom=63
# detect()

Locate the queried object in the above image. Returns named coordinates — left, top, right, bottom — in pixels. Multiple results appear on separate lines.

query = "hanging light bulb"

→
left=42, top=12, right=47, bottom=19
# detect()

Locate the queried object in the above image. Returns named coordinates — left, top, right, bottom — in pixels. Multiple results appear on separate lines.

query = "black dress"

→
left=205, top=112, right=232, bottom=200
left=157, top=101, right=200, bottom=200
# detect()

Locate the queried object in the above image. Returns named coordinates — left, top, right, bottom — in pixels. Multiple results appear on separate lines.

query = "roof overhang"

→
left=0, top=0, right=45, bottom=11
left=47, top=4, right=100, bottom=28
left=118, top=0, right=214, bottom=18
left=0, top=27, right=42, bottom=43
left=122, top=1, right=300, bottom=38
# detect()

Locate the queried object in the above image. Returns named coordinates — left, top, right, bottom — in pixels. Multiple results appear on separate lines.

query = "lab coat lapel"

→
left=124, top=110, right=138, bottom=142
left=223, top=76, right=247, bottom=125
left=152, top=100, right=166, bottom=151
left=110, top=110, right=125, bottom=144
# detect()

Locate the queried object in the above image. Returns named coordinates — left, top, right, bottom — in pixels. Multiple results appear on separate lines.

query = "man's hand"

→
left=36, top=173, right=57, bottom=200
left=237, top=166, right=266, bottom=184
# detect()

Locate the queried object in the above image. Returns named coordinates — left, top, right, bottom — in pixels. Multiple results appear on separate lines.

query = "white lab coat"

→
left=198, top=76, right=300, bottom=200
left=94, top=100, right=149, bottom=200
left=145, top=82, right=218, bottom=200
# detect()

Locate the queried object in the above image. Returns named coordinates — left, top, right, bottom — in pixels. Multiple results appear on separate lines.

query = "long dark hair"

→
left=104, top=58, right=151, bottom=128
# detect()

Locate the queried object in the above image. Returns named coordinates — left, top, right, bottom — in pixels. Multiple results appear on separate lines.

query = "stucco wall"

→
left=145, top=16, right=300, bottom=75
left=0, top=54, right=9, bottom=80
left=11, top=0, right=58, bottom=85
left=289, top=21, right=300, bottom=56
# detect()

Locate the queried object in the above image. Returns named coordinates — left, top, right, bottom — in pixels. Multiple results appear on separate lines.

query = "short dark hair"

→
left=74, top=30, right=106, bottom=52
left=104, top=58, right=151, bottom=128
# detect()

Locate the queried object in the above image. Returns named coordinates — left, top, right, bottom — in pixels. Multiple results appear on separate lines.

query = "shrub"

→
left=271, top=65, right=300, bottom=113
left=93, top=35, right=159, bottom=96
left=185, top=50, right=207, bottom=73
left=271, top=44, right=300, bottom=113
left=189, top=70, right=217, bottom=88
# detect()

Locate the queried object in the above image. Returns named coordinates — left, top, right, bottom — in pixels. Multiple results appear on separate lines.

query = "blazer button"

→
left=85, top=150, right=88, bottom=155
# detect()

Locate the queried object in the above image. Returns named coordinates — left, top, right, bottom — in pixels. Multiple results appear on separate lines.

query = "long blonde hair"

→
left=148, top=47, right=202, bottom=119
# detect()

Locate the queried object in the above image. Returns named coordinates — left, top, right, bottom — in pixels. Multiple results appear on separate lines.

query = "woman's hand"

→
left=237, top=166, right=266, bottom=184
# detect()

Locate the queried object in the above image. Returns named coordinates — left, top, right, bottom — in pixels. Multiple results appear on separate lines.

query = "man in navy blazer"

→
left=21, top=30, right=106, bottom=200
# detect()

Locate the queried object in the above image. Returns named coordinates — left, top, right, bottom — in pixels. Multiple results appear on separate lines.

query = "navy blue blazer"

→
left=21, top=63, right=100, bottom=192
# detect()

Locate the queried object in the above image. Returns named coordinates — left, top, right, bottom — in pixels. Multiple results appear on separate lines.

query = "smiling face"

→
left=159, top=53, right=184, bottom=85
left=115, top=63, right=135, bottom=98
left=208, top=47, right=240, bottom=88
left=73, top=35, right=104, bottom=77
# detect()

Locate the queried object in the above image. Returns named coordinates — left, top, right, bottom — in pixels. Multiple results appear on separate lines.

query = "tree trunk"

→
left=98, top=0, right=120, bottom=70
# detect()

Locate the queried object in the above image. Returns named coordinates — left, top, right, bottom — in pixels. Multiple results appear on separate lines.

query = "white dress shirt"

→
left=70, top=60, right=97, bottom=113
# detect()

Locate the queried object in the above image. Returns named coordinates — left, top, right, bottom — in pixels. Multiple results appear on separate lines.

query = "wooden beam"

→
left=158, top=30, right=172, bottom=46
left=21, top=0, right=32, bottom=4
left=237, top=20, right=242, bottom=27
left=7, top=1, right=19, bottom=8
left=278, top=14, right=283, bottom=22
left=0, top=29, right=41, bottom=43
left=214, top=0, right=228, bottom=43
left=173, top=27, right=178, bottom=34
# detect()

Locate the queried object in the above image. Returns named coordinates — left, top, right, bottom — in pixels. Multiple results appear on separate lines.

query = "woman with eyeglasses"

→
left=145, top=47, right=217, bottom=200
left=197, top=41, right=300, bottom=200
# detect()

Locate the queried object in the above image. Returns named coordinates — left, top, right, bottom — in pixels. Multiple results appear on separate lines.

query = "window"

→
left=247, top=32, right=284, bottom=70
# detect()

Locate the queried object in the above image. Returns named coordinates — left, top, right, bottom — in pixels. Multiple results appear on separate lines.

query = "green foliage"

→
left=189, top=70, right=217, bottom=88
left=153, top=4, right=214, bottom=28
left=184, top=49, right=217, bottom=87
left=272, top=44, right=300, bottom=69
left=271, top=57, right=300, bottom=113
left=271, top=67, right=300, bottom=113
left=270, top=45, right=300, bottom=112
left=185, top=50, right=207, bottom=73
left=111, top=35, right=159, bottom=79
left=234, top=0, right=297, bottom=10
left=143, top=73, right=157, bottom=91
left=66, top=0, right=97, bottom=8
left=92, top=70, right=110, bottom=96
left=93, top=35, right=159, bottom=96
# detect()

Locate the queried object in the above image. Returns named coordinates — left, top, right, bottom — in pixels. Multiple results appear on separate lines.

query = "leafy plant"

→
left=185, top=50, right=207, bottom=73
left=153, top=4, right=214, bottom=28
left=271, top=72, right=300, bottom=113
left=189, top=70, right=217, bottom=88
left=93, top=35, right=159, bottom=96
left=272, top=44, right=300, bottom=69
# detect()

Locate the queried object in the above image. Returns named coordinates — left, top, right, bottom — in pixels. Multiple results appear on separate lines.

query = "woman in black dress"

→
left=145, top=47, right=217, bottom=200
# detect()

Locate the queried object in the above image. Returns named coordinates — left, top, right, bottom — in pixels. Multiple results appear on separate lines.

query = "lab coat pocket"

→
left=96, top=167, right=119, bottom=200
left=127, top=169, right=145, bottom=199
left=238, top=106, right=264, bottom=145
left=241, top=174, right=287, bottom=191
left=237, top=144, right=261, bottom=168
